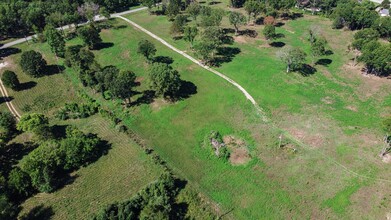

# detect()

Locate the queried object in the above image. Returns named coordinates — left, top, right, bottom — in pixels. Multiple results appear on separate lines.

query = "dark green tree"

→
left=20, top=50, right=47, bottom=77
left=183, top=26, right=198, bottom=47
left=263, top=24, right=276, bottom=40
left=352, top=28, right=380, bottom=50
left=44, top=24, right=65, bottom=57
left=1, top=70, right=19, bottom=90
left=186, top=2, right=201, bottom=21
left=277, top=47, right=307, bottom=73
left=110, top=70, right=137, bottom=103
left=8, top=167, right=33, bottom=197
left=137, top=40, right=157, bottom=61
left=77, top=25, right=102, bottom=50
left=0, top=111, right=16, bottom=143
left=149, top=63, right=182, bottom=99
left=170, top=15, right=188, bottom=37
left=229, top=11, right=246, bottom=36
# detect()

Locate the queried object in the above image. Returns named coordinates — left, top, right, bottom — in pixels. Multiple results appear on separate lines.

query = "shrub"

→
left=20, top=50, right=47, bottom=77
left=1, top=70, right=19, bottom=90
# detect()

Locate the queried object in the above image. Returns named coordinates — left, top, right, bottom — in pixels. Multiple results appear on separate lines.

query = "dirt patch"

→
left=321, top=96, right=334, bottom=105
left=121, top=50, right=130, bottom=59
left=0, top=61, right=8, bottom=70
left=382, top=154, right=391, bottom=163
left=345, top=105, right=358, bottom=112
left=223, top=135, right=252, bottom=165
left=230, top=147, right=251, bottom=165
left=150, top=98, right=169, bottom=111
left=287, top=128, right=324, bottom=148
left=135, top=76, right=144, bottom=83
left=234, top=36, right=248, bottom=44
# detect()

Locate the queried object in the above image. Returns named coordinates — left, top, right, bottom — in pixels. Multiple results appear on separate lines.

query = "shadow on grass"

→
left=17, top=81, right=37, bottom=91
left=0, top=96, right=14, bottom=104
left=44, top=65, right=65, bottom=76
left=153, top=56, right=174, bottom=64
left=316, top=58, right=332, bottom=66
left=239, top=29, right=258, bottom=38
left=175, top=80, right=197, bottom=100
left=130, top=90, right=156, bottom=107
left=213, top=47, right=241, bottom=67
left=0, top=47, right=21, bottom=59
left=299, top=64, right=317, bottom=76
left=95, top=42, right=114, bottom=50
left=0, top=142, right=36, bottom=175
left=20, top=205, right=54, bottom=220
left=274, top=33, right=285, bottom=39
left=114, top=25, right=127, bottom=29
left=270, top=41, right=285, bottom=47
left=275, top=22, right=285, bottom=27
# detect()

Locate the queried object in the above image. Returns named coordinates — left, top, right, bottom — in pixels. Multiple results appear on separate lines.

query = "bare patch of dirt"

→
left=382, top=154, right=391, bottom=164
left=150, top=98, right=169, bottom=111
left=230, top=147, right=251, bottom=165
left=135, top=77, right=144, bottom=83
left=287, top=128, right=324, bottom=148
left=321, top=96, right=334, bottom=105
left=0, top=61, right=8, bottom=70
left=223, top=135, right=252, bottom=165
left=345, top=105, right=358, bottom=112
left=121, top=50, right=130, bottom=59
left=234, top=36, right=247, bottom=43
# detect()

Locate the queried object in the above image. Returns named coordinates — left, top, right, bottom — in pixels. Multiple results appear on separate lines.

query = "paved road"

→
left=0, top=6, right=148, bottom=50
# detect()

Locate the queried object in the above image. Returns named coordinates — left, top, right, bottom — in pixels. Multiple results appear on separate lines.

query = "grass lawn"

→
left=1, top=13, right=390, bottom=219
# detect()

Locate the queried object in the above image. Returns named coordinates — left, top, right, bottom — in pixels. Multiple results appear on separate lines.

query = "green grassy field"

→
left=0, top=11, right=390, bottom=219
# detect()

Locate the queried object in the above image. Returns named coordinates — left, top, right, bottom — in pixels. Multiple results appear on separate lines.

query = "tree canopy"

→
left=20, top=51, right=47, bottom=77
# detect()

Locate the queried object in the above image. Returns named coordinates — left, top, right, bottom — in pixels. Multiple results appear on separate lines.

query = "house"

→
left=376, top=7, right=390, bottom=16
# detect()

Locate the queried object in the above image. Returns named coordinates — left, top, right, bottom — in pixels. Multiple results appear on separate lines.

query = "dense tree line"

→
left=0, top=0, right=138, bottom=39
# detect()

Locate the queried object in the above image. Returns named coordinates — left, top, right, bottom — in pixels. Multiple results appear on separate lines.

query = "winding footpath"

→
left=1, top=7, right=390, bottom=183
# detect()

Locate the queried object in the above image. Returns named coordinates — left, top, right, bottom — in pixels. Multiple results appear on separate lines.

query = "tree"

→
left=263, top=25, right=276, bottom=40
left=373, top=17, right=391, bottom=40
left=8, top=167, right=32, bottom=197
left=359, top=41, right=391, bottom=76
left=77, top=25, right=102, bottom=50
left=95, top=66, right=120, bottom=93
left=308, top=25, right=320, bottom=45
left=142, top=0, right=155, bottom=14
left=277, top=47, right=307, bottom=73
left=170, top=15, right=187, bottom=37
left=77, top=2, right=100, bottom=22
left=20, top=50, right=47, bottom=77
left=229, top=12, right=246, bottom=36
left=186, top=2, right=200, bottom=21
left=0, top=111, right=16, bottom=143
left=110, top=70, right=137, bottom=102
left=149, top=63, right=181, bottom=99
left=17, top=113, right=51, bottom=139
left=383, top=117, right=391, bottom=134
left=230, top=0, right=245, bottom=8
left=0, top=194, right=17, bottom=220
left=352, top=28, right=380, bottom=50
left=200, top=8, right=224, bottom=27
left=44, top=25, right=65, bottom=57
left=166, top=0, right=181, bottom=20
left=194, top=41, right=216, bottom=64
left=137, top=40, right=157, bottom=61
left=311, top=37, right=328, bottom=64
left=99, top=7, right=110, bottom=19
left=1, top=70, right=19, bottom=90
left=244, top=0, right=264, bottom=24
left=183, top=26, right=198, bottom=47
left=381, top=0, right=390, bottom=9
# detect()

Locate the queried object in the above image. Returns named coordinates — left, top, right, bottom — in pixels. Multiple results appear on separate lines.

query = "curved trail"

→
left=116, top=15, right=391, bottom=184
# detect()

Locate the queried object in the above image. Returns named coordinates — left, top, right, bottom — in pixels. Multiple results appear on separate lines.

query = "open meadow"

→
left=0, top=5, right=390, bottom=219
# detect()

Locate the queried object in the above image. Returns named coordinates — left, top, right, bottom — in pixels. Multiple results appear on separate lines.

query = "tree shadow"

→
left=325, top=50, right=334, bottom=55
left=275, top=22, right=285, bottom=27
left=114, top=25, right=127, bottom=30
left=316, top=58, right=332, bottom=66
left=270, top=41, right=285, bottom=47
left=175, top=80, right=197, bottom=100
left=281, top=12, right=303, bottom=20
left=0, top=96, right=14, bottom=104
left=0, top=47, right=21, bottom=59
left=223, top=28, right=235, bottom=35
left=44, top=65, right=65, bottom=76
left=95, top=42, right=114, bottom=50
left=153, top=56, right=174, bottom=64
left=130, top=90, right=156, bottom=107
left=239, top=29, right=258, bottom=38
left=173, top=36, right=183, bottom=41
left=20, top=205, right=54, bottom=220
left=274, top=33, right=285, bottom=39
left=51, top=124, right=68, bottom=139
left=299, top=64, right=317, bottom=76
left=0, top=142, right=36, bottom=175
left=255, top=17, right=264, bottom=25
left=209, top=1, right=222, bottom=5
left=17, top=81, right=37, bottom=91
left=221, top=35, right=234, bottom=45
left=213, top=47, right=241, bottom=67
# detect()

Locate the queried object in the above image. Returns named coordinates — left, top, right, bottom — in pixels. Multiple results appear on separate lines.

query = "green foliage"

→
left=244, top=0, right=265, bottom=22
left=333, top=1, right=379, bottom=30
left=229, top=11, right=246, bottom=35
left=17, top=113, right=49, bottom=133
left=93, top=172, right=177, bottom=220
left=0, top=193, right=17, bottom=219
left=166, top=0, right=181, bottom=20
left=373, top=17, right=391, bottom=40
left=311, top=37, right=328, bottom=61
left=170, top=15, right=187, bottom=36
left=359, top=41, right=391, bottom=76
left=352, top=28, right=380, bottom=50
left=381, top=0, right=390, bottom=9
left=149, top=63, right=182, bottom=99
left=110, top=70, right=137, bottom=101
left=55, top=101, right=100, bottom=120
left=137, top=40, right=157, bottom=61
left=263, top=24, right=276, bottom=40
left=204, top=131, right=230, bottom=161
left=44, top=24, right=65, bottom=57
left=1, top=70, right=20, bottom=91
left=383, top=117, right=391, bottom=134
left=277, top=47, right=307, bottom=73
left=186, top=2, right=200, bottom=21
left=0, top=111, right=16, bottom=144
left=77, top=24, right=102, bottom=50
left=20, top=50, right=47, bottom=77
left=200, top=7, right=224, bottom=27
left=8, top=167, right=33, bottom=197
left=99, top=7, right=110, bottom=19
left=183, top=26, right=198, bottom=46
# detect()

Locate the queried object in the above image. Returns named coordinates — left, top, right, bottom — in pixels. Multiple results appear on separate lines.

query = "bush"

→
left=0, top=111, right=16, bottom=143
left=20, top=50, right=47, bottom=77
left=8, top=167, right=33, bottom=198
left=1, top=70, right=19, bottom=90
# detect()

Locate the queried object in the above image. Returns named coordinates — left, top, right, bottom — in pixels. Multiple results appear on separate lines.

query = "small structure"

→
left=376, top=7, right=390, bottom=16
left=211, top=138, right=225, bottom=156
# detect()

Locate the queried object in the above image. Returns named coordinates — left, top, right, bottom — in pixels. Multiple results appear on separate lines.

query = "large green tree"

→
left=1, top=70, right=19, bottom=91
left=183, top=26, right=198, bottom=47
left=44, top=24, right=65, bottom=57
left=110, top=70, right=137, bottom=102
left=229, top=11, right=247, bottom=36
left=277, top=47, right=307, bottom=73
left=77, top=25, right=102, bottom=50
left=137, top=40, right=157, bottom=61
left=20, top=50, right=47, bottom=77
left=149, top=63, right=182, bottom=99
